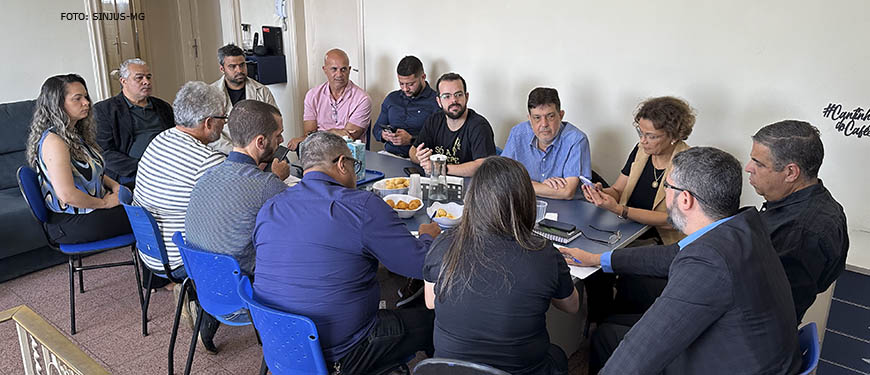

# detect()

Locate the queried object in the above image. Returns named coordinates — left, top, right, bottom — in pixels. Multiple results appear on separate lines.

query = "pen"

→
left=570, top=256, right=583, bottom=265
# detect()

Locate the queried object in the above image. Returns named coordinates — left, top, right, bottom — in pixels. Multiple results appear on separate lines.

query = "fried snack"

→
left=396, top=200, right=409, bottom=209
left=386, top=199, right=396, bottom=208
left=408, top=199, right=422, bottom=210
left=435, top=208, right=457, bottom=219
left=384, top=178, right=410, bottom=189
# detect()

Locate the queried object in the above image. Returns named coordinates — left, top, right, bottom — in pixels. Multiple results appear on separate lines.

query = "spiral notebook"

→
left=533, top=224, right=582, bottom=244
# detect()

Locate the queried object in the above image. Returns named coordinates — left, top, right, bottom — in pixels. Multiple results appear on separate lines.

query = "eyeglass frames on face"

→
left=211, top=115, right=228, bottom=121
left=634, top=125, right=664, bottom=141
left=332, top=154, right=362, bottom=174
left=439, top=91, right=465, bottom=101
left=662, top=180, right=708, bottom=205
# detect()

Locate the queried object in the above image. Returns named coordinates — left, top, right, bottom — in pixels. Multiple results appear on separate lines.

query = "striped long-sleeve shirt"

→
left=133, top=127, right=225, bottom=270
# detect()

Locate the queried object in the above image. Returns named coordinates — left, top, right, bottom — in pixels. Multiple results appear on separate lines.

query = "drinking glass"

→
left=535, top=200, right=548, bottom=223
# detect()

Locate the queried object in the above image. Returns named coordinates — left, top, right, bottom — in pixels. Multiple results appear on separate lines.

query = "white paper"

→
left=544, top=212, right=558, bottom=221
left=284, top=174, right=301, bottom=187
left=555, top=244, right=600, bottom=279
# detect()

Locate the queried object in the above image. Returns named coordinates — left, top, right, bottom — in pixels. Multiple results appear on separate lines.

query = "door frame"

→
left=85, top=0, right=148, bottom=102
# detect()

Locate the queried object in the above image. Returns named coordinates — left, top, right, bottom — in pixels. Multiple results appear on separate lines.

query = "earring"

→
left=671, top=140, right=677, bottom=145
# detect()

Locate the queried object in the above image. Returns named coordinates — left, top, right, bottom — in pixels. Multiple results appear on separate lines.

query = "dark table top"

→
left=362, top=151, right=649, bottom=253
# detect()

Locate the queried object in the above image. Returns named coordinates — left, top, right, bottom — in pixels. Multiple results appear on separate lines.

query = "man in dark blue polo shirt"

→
left=372, top=56, right=440, bottom=158
left=253, top=132, right=441, bottom=374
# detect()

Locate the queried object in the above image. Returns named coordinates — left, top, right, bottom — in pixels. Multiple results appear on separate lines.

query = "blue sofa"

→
left=0, top=100, right=66, bottom=282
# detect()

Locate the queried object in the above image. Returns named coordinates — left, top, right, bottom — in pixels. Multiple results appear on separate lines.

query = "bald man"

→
left=288, top=49, right=372, bottom=151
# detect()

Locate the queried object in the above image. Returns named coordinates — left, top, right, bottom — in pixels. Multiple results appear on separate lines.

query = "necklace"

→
left=651, top=167, right=664, bottom=189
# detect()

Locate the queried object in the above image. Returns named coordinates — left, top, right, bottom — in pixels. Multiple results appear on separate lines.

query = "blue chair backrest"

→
left=16, top=166, right=49, bottom=224
left=237, top=276, right=328, bottom=375
left=797, top=322, right=820, bottom=375
left=173, top=232, right=245, bottom=317
left=413, top=358, right=510, bottom=375
left=119, top=189, right=172, bottom=268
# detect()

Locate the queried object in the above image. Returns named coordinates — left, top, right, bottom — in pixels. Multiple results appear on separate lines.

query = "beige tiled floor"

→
left=0, top=247, right=590, bottom=374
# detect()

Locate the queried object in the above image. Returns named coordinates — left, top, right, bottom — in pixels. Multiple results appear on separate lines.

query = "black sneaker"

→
left=396, top=278, right=424, bottom=308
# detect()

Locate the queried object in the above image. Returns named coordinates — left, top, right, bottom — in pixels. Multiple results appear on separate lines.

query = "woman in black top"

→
left=422, top=157, right=579, bottom=375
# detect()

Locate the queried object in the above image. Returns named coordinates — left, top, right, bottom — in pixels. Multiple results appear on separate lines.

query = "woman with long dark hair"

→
left=422, top=156, right=579, bottom=375
left=25, top=74, right=131, bottom=243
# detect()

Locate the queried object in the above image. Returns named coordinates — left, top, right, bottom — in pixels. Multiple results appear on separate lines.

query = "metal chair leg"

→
left=131, top=247, right=147, bottom=336
left=67, top=256, right=77, bottom=335
left=184, top=300, right=204, bottom=375
left=169, top=278, right=191, bottom=375
left=142, top=272, right=154, bottom=336
left=77, top=257, right=85, bottom=293
left=258, top=357, right=268, bottom=375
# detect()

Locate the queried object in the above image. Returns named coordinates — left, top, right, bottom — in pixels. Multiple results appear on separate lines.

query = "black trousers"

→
left=333, top=308, right=434, bottom=374
left=589, top=314, right=643, bottom=374
left=45, top=205, right=132, bottom=244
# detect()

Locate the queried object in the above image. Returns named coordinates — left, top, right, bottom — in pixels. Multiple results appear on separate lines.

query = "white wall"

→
left=0, top=1, right=98, bottom=102
left=362, top=0, right=870, bottom=234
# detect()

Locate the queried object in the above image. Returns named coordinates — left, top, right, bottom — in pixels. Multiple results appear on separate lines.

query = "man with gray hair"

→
left=133, top=81, right=228, bottom=352
left=254, top=131, right=440, bottom=373
left=745, top=120, right=848, bottom=321
left=94, top=58, right=174, bottom=188
left=562, top=147, right=802, bottom=374
left=210, top=43, right=277, bottom=154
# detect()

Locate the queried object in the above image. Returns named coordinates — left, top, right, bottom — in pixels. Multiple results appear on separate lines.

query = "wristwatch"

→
left=618, top=205, right=629, bottom=220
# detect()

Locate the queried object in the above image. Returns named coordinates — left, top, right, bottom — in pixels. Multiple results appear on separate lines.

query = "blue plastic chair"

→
left=413, top=358, right=510, bottom=375
left=798, top=322, right=820, bottom=375
left=237, top=275, right=328, bottom=375
left=118, top=186, right=185, bottom=339
left=495, top=146, right=503, bottom=156
left=16, top=166, right=137, bottom=335
left=173, top=232, right=257, bottom=375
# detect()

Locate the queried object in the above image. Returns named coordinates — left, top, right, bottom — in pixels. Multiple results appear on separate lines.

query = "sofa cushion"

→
left=0, top=100, right=36, bottom=190
left=0, top=187, right=48, bottom=259
left=0, top=100, right=36, bottom=154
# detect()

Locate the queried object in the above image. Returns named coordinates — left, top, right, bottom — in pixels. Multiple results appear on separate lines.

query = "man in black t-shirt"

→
left=410, top=73, right=497, bottom=177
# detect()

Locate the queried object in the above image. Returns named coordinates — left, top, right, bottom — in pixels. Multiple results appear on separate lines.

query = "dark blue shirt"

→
left=252, top=171, right=434, bottom=361
left=373, top=83, right=440, bottom=157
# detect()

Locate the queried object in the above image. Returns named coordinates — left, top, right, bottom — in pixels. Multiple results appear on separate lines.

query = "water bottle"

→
left=428, top=154, right=448, bottom=202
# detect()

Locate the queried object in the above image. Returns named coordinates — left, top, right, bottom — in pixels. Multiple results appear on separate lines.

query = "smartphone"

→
left=272, top=145, right=291, bottom=162
left=384, top=125, right=397, bottom=133
left=579, top=175, right=594, bottom=187
left=404, top=166, right=425, bottom=176
left=539, top=219, right=576, bottom=233
left=264, top=145, right=291, bottom=173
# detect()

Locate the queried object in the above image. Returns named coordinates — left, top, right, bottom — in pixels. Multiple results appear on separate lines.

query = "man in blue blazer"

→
left=563, top=147, right=802, bottom=374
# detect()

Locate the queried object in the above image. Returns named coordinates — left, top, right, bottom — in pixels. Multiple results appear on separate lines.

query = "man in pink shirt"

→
left=288, top=49, right=372, bottom=150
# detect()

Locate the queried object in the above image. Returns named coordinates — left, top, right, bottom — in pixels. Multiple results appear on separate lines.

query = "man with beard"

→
left=410, top=72, right=497, bottom=177
left=94, top=58, right=174, bottom=189
left=561, top=147, right=802, bottom=374
left=288, top=48, right=372, bottom=151
left=132, top=81, right=228, bottom=352
left=563, top=121, right=849, bottom=371
left=210, top=44, right=277, bottom=154
left=372, top=55, right=440, bottom=158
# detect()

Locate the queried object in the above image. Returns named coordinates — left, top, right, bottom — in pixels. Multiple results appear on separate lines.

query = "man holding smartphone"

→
left=372, top=56, right=440, bottom=158
left=501, top=87, right=592, bottom=199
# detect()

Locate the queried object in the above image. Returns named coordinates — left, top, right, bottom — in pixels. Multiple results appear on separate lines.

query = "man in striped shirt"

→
left=133, top=81, right=227, bottom=351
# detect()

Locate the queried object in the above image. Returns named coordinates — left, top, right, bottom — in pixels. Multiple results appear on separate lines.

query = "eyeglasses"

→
left=439, top=91, right=465, bottom=100
left=332, top=154, right=362, bottom=174
left=662, top=180, right=708, bottom=205
left=634, top=125, right=664, bottom=141
left=211, top=115, right=228, bottom=121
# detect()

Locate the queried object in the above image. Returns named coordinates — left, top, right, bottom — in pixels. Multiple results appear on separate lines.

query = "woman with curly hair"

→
left=25, top=74, right=131, bottom=244
left=583, top=96, right=696, bottom=245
